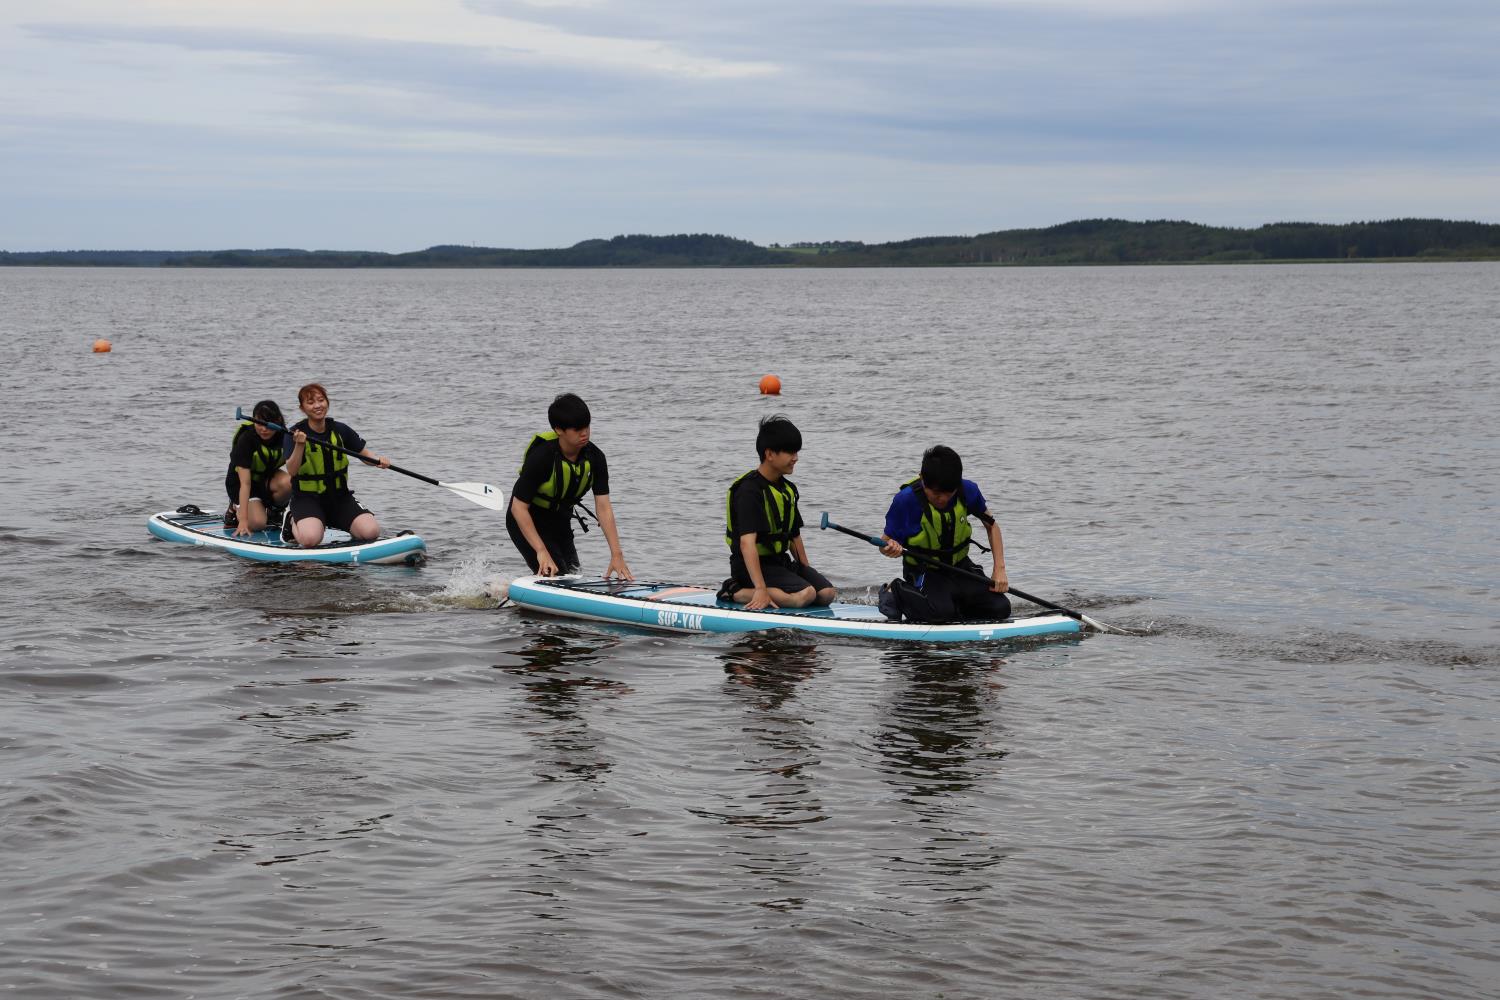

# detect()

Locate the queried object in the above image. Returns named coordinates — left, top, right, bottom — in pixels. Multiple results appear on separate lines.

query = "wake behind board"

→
left=147, top=507, right=426, bottom=566
left=508, top=576, right=1082, bottom=643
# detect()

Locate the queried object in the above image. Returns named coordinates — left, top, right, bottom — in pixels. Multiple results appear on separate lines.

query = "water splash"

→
left=433, top=544, right=514, bottom=608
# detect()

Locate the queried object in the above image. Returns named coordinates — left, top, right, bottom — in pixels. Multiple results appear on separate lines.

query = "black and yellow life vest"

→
left=899, top=476, right=972, bottom=570
left=520, top=432, right=594, bottom=513
left=293, top=425, right=349, bottom=494
left=725, top=471, right=798, bottom=557
left=231, top=422, right=282, bottom=483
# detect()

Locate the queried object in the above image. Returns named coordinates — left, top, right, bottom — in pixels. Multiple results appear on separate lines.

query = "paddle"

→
left=818, top=512, right=1133, bottom=634
left=235, top=408, right=507, bottom=512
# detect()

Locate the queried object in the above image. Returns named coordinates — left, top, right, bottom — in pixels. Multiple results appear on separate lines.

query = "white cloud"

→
left=1, top=0, right=1497, bottom=248
left=12, top=0, right=778, bottom=78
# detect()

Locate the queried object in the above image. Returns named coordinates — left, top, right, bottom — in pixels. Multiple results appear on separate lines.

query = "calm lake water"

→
left=2, top=263, right=1497, bottom=999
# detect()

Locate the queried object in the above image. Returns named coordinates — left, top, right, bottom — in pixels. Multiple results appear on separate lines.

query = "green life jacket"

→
left=725, top=471, right=798, bottom=557
left=900, top=476, right=972, bottom=570
left=520, top=432, right=594, bottom=513
left=294, top=425, right=349, bottom=494
left=231, top=422, right=283, bottom=484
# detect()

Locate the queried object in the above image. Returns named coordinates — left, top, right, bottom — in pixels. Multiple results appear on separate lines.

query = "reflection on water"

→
left=235, top=695, right=362, bottom=744
left=876, top=646, right=1009, bottom=802
left=709, top=634, right=832, bottom=911
left=494, top=627, right=630, bottom=784
left=869, top=647, right=1021, bottom=898
left=488, top=628, right=637, bottom=924
left=716, top=633, right=828, bottom=826
left=220, top=677, right=380, bottom=877
left=719, top=630, right=826, bottom=711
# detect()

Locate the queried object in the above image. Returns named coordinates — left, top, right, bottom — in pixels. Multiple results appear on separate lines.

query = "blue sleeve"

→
left=963, top=479, right=988, bottom=516
left=884, top=489, right=921, bottom=541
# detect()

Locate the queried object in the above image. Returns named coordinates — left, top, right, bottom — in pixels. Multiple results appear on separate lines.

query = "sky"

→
left=3, top=0, right=1497, bottom=251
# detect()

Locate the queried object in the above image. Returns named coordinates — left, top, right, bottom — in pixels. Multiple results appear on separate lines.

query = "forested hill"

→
left=797, top=218, right=1500, bottom=265
left=0, top=234, right=785, bottom=268
left=5, top=220, right=1499, bottom=267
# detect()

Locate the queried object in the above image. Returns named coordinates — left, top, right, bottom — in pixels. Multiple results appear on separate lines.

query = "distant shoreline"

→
left=5, top=218, right=1499, bottom=268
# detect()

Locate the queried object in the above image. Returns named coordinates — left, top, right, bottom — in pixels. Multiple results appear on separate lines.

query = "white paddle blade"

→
left=440, top=481, right=508, bottom=511
left=1080, top=613, right=1135, bottom=636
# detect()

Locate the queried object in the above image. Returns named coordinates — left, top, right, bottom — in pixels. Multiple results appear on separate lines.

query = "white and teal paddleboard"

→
left=507, top=576, right=1083, bottom=643
left=147, top=506, right=426, bottom=566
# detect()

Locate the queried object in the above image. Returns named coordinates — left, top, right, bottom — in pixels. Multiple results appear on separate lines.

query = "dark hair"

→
left=756, top=414, right=802, bottom=460
left=251, top=399, right=284, bottom=428
left=920, top=445, right=963, bottom=492
left=548, top=393, right=591, bottom=431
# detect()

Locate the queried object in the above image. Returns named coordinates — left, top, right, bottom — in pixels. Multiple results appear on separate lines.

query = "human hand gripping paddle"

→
left=235, top=408, right=507, bottom=512
left=819, top=512, right=1134, bottom=635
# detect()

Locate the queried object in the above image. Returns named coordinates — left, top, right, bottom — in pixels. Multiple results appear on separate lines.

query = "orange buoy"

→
left=92, top=339, right=112, bottom=353
left=758, top=374, right=781, bottom=395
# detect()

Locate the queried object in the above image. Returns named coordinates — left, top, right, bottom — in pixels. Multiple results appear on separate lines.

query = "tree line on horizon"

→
left=5, top=219, right=1499, bottom=268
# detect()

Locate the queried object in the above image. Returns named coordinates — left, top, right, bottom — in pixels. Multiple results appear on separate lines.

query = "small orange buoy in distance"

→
left=758, top=374, right=781, bottom=395
left=92, top=339, right=112, bottom=353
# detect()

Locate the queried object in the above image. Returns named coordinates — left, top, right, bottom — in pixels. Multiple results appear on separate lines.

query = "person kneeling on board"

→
left=720, top=415, right=837, bottom=611
left=507, top=393, right=632, bottom=580
left=283, top=383, right=389, bottom=547
left=226, top=399, right=292, bottom=537
left=878, top=445, right=1010, bottom=623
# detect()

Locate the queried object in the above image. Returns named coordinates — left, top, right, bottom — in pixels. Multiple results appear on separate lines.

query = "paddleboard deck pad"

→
left=508, top=576, right=1083, bottom=643
left=147, top=506, right=426, bottom=565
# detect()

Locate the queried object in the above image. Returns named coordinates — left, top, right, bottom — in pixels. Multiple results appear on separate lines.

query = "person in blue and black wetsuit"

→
left=878, top=445, right=1010, bottom=623
left=225, top=399, right=291, bottom=537
left=721, top=415, right=837, bottom=611
left=507, top=393, right=632, bottom=580
left=282, top=382, right=390, bottom=547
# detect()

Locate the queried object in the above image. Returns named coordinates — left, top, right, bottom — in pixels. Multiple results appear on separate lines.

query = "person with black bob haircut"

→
left=508, top=393, right=632, bottom=580
left=225, top=399, right=292, bottom=537
left=877, top=444, right=1011, bottom=623
left=720, top=414, right=837, bottom=611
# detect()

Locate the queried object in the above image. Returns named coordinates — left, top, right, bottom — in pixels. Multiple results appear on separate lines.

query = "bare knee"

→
left=814, top=587, right=837, bottom=606
left=293, top=518, right=326, bottom=547
left=350, top=513, right=380, bottom=541
left=242, top=502, right=268, bottom=531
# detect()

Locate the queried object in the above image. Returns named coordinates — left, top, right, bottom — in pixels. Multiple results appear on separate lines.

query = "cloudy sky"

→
left=3, top=0, right=1496, bottom=250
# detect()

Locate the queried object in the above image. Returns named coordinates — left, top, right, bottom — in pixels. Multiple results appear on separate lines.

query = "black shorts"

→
left=725, top=555, right=832, bottom=597
left=506, top=508, right=579, bottom=574
left=289, top=490, right=370, bottom=532
left=225, top=473, right=276, bottom=508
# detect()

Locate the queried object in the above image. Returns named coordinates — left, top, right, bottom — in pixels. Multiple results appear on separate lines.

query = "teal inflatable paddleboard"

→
left=507, top=576, right=1082, bottom=643
left=147, top=506, right=426, bottom=565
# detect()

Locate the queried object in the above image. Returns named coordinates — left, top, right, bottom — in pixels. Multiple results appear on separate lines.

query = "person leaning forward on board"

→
left=226, top=399, right=292, bottom=538
left=507, top=393, right=632, bottom=579
left=282, top=383, right=390, bottom=547
left=877, top=445, right=1010, bottom=623
left=719, top=415, right=837, bottom=611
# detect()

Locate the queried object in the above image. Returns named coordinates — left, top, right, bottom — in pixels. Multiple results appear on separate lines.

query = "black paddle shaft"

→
left=238, top=411, right=440, bottom=487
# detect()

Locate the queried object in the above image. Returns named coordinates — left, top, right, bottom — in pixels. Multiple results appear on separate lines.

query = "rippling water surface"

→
left=2, top=264, right=1498, bottom=999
